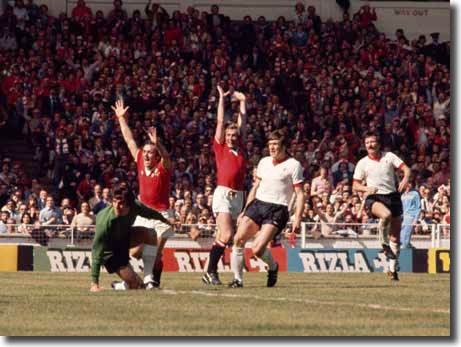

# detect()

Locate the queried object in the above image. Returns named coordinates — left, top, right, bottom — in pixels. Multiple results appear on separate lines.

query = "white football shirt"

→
left=353, top=151, right=404, bottom=194
left=255, top=156, right=304, bottom=206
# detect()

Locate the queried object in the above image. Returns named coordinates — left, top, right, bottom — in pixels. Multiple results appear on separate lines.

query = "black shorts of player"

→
left=102, top=248, right=130, bottom=274
left=244, top=199, right=289, bottom=234
left=365, top=192, right=403, bottom=217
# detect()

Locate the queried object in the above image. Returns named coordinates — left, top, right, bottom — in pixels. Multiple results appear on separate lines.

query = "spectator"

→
left=37, top=190, right=48, bottom=210
left=18, top=212, right=33, bottom=234
left=6, top=217, right=16, bottom=233
left=313, top=203, right=347, bottom=237
left=39, top=196, right=63, bottom=226
left=88, top=184, right=103, bottom=209
left=71, top=201, right=96, bottom=240
left=2, top=200, right=19, bottom=222
left=0, top=210, right=10, bottom=233
left=310, top=166, right=332, bottom=198
left=92, top=187, right=111, bottom=214
left=71, top=0, right=93, bottom=22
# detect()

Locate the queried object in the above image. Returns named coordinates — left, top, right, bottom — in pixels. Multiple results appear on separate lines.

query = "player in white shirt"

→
left=228, top=130, right=304, bottom=288
left=352, top=131, right=411, bottom=281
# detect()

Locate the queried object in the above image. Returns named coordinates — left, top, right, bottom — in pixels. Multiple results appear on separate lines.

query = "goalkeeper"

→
left=90, top=183, right=171, bottom=292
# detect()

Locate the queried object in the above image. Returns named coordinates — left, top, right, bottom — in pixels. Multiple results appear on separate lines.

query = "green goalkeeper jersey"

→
left=91, top=200, right=169, bottom=283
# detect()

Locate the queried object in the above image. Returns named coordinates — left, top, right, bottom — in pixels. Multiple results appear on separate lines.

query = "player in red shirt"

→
left=112, top=99, right=174, bottom=289
left=202, top=85, right=247, bottom=286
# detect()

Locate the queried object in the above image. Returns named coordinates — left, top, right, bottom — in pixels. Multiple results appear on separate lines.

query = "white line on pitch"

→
left=160, top=289, right=450, bottom=315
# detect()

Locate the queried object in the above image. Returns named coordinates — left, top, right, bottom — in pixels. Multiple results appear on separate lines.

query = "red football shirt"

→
left=213, top=137, right=246, bottom=191
left=136, top=149, right=171, bottom=211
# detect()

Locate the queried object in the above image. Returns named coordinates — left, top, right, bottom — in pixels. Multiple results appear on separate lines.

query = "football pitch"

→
left=0, top=272, right=450, bottom=336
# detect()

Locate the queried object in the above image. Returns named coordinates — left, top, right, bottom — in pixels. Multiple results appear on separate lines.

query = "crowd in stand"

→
left=0, top=0, right=450, bottom=240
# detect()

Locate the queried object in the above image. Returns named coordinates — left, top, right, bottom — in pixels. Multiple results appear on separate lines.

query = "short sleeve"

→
left=256, top=158, right=265, bottom=180
left=389, top=152, right=404, bottom=169
left=291, top=161, right=304, bottom=186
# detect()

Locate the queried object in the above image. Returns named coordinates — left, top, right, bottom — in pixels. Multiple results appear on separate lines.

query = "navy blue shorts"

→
left=365, top=192, right=403, bottom=217
left=244, top=199, right=289, bottom=233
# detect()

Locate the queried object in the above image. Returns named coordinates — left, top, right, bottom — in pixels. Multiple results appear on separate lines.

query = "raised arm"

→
left=111, top=99, right=138, bottom=161
left=333, top=204, right=348, bottom=223
left=215, top=84, right=229, bottom=144
left=313, top=204, right=328, bottom=223
left=233, top=91, right=247, bottom=141
left=147, top=127, right=171, bottom=170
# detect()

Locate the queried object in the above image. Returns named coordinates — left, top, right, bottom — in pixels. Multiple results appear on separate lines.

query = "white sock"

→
left=259, top=248, right=276, bottom=271
left=231, top=247, right=244, bottom=282
left=389, top=240, right=400, bottom=272
left=143, top=245, right=157, bottom=283
left=113, top=281, right=128, bottom=290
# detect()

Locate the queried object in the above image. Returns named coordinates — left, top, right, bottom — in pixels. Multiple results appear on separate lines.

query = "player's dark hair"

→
left=362, top=130, right=380, bottom=143
left=267, top=129, right=289, bottom=148
left=112, top=182, right=135, bottom=206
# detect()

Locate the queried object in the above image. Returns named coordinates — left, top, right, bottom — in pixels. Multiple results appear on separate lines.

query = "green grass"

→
left=0, top=272, right=450, bottom=336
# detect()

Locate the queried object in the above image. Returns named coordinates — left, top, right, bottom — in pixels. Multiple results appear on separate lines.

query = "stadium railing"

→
left=299, top=222, right=449, bottom=249
left=0, top=222, right=450, bottom=249
left=433, top=223, right=450, bottom=248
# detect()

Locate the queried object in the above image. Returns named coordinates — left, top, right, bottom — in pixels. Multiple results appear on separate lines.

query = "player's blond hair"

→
left=225, top=122, right=239, bottom=134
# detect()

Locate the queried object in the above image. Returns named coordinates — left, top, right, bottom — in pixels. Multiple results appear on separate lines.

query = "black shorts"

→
left=102, top=249, right=130, bottom=274
left=365, top=192, right=403, bottom=217
left=244, top=199, right=289, bottom=233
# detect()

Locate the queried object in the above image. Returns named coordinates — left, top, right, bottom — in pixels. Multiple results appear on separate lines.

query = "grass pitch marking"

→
left=160, top=289, right=450, bottom=315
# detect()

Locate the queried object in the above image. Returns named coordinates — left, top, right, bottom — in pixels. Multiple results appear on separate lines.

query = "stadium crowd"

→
left=0, top=0, right=450, bottom=239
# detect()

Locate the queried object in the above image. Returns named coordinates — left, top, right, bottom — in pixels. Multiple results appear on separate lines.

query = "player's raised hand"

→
left=233, top=91, right=246, bottom=101
left=146, top=126, right=158, bottom=145
left=111, top=99, right=129, bottom=119
left=217, top=85, right=230, bottom=99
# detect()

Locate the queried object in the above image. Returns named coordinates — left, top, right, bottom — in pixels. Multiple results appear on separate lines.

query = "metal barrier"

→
left=0, top=223, right=216, bottom=247
left=433, top=223, right=450, bottom=248
left=300, top=222, right=450, bottom=249
left=0, top=221, right=450, bottom=249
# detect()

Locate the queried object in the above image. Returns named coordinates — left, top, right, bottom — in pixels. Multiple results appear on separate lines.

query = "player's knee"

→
left=218, top=230, right=232, bottom=244
left=233, top=235, right=245, bottom=248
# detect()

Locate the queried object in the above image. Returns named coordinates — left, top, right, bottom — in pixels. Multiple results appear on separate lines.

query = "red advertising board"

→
left=162, top=247, right=287, bottom=272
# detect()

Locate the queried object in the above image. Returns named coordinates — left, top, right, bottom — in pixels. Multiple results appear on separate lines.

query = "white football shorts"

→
left=133, top=208, right=175, bottom=238
left=212, top=185, right=244, bottom=220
